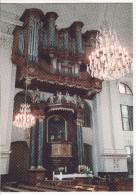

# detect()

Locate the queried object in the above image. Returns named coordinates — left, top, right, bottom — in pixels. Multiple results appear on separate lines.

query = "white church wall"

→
left=91, top=79, right=132, bottom=174
left=87, top=73, right=133, bottom=176
left=108, top=81, right=125, bottom=152
left=0, top=13, right=23, bottom=175
left=118, top=75, right=133, bottom=150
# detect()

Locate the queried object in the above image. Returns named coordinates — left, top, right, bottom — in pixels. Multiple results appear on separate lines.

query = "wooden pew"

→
left=36, top=183, right=76, bottom=191
left=72, top=184, right=98, bottom=191
left=73, top=184, right=109, bottom=191
left=2, top=186, right=29, bottom=192
left=117, top=179, right=133, bottom=191
left=18, top=184, right=57, bottom=192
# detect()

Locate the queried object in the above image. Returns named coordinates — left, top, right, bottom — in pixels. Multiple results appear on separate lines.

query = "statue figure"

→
left=77, top=96, right=84, bottom=109
left=65, top=91, right=70, bottom=103
left=51, top=135, right=54, bottom=142
left=49, top=95, right=54, bottom=104
left=31, top=88, right=40, bottom=103
left=73, top=94, right=77, bottom=104
left=57, top=91, right=62, bottom=103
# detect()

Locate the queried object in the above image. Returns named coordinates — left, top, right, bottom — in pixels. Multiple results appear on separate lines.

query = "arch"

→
left=47, top=115, right=67, bottom=142
left=14, top=91, right=32, bottom=113
left=83, top=100, right=92, bottom=127
left=118, top=82, right=133, bottom=95
left=117, top=77, right=133, bottom=95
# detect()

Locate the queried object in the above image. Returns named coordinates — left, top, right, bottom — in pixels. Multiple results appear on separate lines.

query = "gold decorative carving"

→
left=76, top=118, right=84, bottom=126
left=38, top=115, right=45, bottom=122
left=51, top=143, right=72, bottom=157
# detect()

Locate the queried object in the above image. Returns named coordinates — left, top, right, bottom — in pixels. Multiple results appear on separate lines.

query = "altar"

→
left=53, top=172, right=93, bottom=180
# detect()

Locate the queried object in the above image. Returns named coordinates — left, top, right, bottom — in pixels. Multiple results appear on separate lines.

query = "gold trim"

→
left=30, top=166, right=36, bottom=169
left=38, top=115, right=45, bottom=122
left=76, top=119, right=83, bottom=126
left=37, top=166, right=45, bottom=170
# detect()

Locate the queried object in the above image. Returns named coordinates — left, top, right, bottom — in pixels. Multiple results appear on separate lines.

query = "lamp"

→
left=88, top=4, right=131, bottom=80
left=13, top=62, right=36, bottom=129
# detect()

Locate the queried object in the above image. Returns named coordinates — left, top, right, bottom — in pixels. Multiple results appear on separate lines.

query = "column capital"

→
left=0, top=11, right=23, bottom=52
left=37, top=115, right=45, bottom=122
left=76, top=118, right=84, bottom=126
left=0, top=12, right=23, bottom=36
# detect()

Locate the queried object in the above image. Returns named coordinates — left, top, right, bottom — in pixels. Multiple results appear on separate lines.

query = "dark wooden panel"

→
left=8, top=141, right=29, bottom=183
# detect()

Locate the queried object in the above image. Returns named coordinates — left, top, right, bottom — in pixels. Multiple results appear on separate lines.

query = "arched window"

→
left=119, top=82, right=132, bottom=95
left=47, top=116, right=67, bottom=142
left=84, top=101, right=92, bottom=127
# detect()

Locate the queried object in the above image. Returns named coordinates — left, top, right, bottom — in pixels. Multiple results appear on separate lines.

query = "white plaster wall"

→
left=0, top=43, right=16, bottom=174
left=0, top=13, right=23, bottom=175
left=91, top=73, right=133, bottom=174
left=109, top=81, right=125, bottom=151
left=118, top=75, right=133, bottom=149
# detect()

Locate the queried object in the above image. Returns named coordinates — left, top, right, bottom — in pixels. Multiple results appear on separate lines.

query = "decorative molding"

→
left=0, top=32, right=13, bottom=50
left=0, top=151, right=11, bottom=154
left=101, top=153, right=127, bottom=157
left=1, top=10, right=20, bottom=21
left=0, top=151, right=11, bottom=159
left=0, top=21, right=14, bottom=35
left=38, top=115, right=45, bottom=122
left=51, top=143, right=72, bottom=157
left=0, top=13, right=23, bottom=43
left=76, top=118, right=84, bottom=126
left=48, top=107, right=75, bottom=113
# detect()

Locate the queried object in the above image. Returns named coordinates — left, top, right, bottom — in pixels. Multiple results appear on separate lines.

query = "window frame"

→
left=120, top=104, right=133, bottom=131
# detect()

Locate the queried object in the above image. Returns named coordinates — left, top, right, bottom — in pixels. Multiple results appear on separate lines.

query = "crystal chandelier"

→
left=13, top=103, right=35, bottom=128
left=88, top=27, right=131, bottom=80
left=13, top=64, right=36, bottom=128
left=88, top=5, right=131, bottom=80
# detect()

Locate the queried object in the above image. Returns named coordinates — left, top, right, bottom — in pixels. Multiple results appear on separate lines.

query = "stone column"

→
left=37, top=115, right=45, bottom=169
left=30, top=125, right=37, bottom=169
left=76, top=118, right=84, bottom=165
left=28, top=115, right=46, bottom=186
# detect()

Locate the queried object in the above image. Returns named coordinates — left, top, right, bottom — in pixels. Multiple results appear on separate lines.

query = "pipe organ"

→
left=12, top=8, right=102, bottom=99
left=11, top=8, right=103, bottom=182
